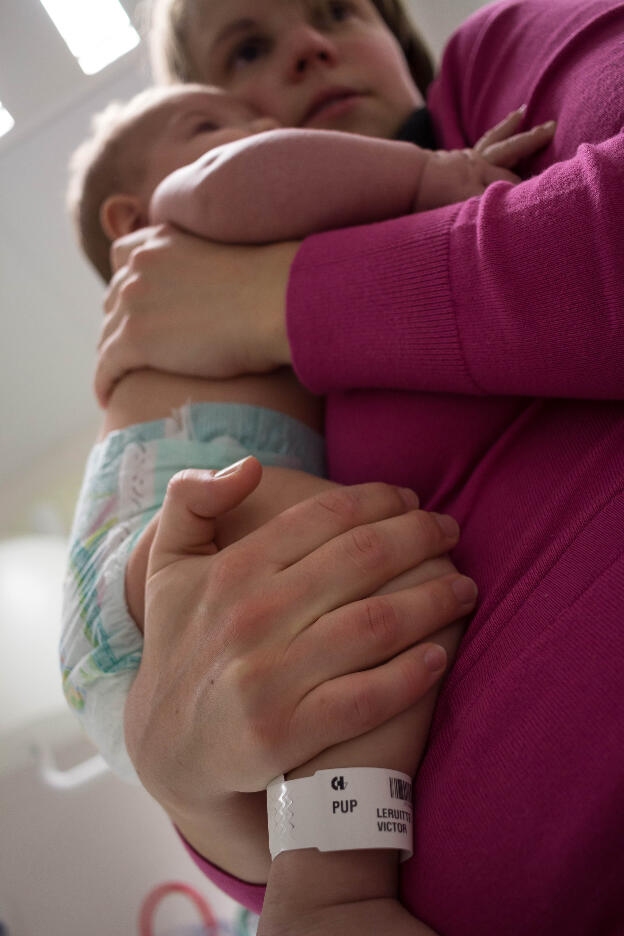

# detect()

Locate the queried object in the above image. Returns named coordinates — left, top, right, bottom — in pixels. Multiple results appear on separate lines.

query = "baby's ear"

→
left=100, top=194, right=145, bottom=239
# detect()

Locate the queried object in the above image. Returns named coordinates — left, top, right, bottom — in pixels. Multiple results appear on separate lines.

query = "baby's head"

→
left=67, top=83, right=278, bottom=281
left=148, top=0, right=434, bottom=140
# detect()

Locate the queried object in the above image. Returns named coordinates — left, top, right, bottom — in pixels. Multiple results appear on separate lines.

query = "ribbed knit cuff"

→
left=175, top=827, right=265, bottom=915
left=286, top=205, right=476, bottom=395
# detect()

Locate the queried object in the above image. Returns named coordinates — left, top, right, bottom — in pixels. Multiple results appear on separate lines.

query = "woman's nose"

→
left=249, top=117, right=282, bottom=133
left=284, top=25, right=338, bottom=80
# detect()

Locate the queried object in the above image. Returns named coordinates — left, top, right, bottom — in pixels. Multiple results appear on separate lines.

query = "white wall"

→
left=0, top=735, right=252, bottom=935
left=410, top=0, right=489, bottom=61
left=0, top=535, right=254, bottom=934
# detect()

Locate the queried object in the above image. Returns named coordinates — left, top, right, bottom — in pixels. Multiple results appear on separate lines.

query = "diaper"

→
left=60, top=401, right=325, bottom=783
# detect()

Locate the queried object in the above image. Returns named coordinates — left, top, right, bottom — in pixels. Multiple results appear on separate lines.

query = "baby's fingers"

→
left=481, top=121, right=556, bottom=168
left=474, top=106, right=527, bottom=153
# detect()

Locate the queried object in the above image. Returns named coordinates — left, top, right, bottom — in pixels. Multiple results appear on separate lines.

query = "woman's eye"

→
left=327, top=1, right=356, bottom=21
left=194, top=121, right=218, bottom=134
left=228, top=37, right=270, bottom=70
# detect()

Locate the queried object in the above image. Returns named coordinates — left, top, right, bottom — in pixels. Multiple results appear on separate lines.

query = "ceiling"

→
left=0, top=0, right=486, bottom=499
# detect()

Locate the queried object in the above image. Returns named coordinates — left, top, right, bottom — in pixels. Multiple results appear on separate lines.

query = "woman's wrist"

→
left=167, top=791, right=273, bottom=885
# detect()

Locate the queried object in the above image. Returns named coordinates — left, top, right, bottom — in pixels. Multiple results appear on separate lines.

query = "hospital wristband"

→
left=266, top=767, right=414, bottom=863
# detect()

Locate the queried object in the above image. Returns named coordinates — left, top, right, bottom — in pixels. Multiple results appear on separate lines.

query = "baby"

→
left=62, top=82, right=555, bottom=782
left=70, top=82, right=554, bottom=282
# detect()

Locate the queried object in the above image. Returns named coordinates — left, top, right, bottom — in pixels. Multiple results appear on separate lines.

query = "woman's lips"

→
left=303, top=93, right=365, bottom=125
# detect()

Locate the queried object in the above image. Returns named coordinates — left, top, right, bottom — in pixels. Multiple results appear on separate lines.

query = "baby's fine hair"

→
left=148, top=0, right=435, bottom=100
left=67, top=83, right=204, bottom=283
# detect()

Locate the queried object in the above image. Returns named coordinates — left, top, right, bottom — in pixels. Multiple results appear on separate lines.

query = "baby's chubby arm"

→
left=149, top=128, right=428, bottom=241
left=149, top=109, right=556, bottom=241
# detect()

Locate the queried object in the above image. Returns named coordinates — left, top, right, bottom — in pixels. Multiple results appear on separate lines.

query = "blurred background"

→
left=0, top=1, right=491, bottom=933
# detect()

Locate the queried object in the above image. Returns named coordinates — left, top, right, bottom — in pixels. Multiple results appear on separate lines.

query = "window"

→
left=38, top=0, right=140, bottom=75
left=0, top=102, right=15, bottom=139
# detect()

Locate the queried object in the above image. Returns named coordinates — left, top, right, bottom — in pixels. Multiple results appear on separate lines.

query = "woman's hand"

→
left=95, top=225, right=299, bottom=406
left=282, top=560, right=467, bottom=786
left=124, top=458, right=475, bottom=823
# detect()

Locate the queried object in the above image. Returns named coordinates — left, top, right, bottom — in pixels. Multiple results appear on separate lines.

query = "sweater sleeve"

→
left=286, top=131, right=624, bottom=400
left=177, top=830, right=266, bottom=917
left=286, top=0, right=624, bottom=401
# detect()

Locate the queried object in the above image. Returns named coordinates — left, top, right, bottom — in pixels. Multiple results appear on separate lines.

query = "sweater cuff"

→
left=286, top=205, right=477, bottom=395
left=175, top=826, right=266, bottom=916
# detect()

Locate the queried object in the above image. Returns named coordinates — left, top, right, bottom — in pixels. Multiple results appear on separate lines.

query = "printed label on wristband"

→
left=266, top=767, right=414, bottom=863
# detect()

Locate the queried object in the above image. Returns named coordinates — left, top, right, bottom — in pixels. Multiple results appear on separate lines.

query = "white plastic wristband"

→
left=266, top=767, right=413, bottom=863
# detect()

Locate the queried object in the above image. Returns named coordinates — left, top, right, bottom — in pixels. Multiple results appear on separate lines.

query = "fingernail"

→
left=424, top=645, right=447, bottom=673
left=214, top=456, right=251, bottom=478
left=452, top=576, right=479, bottom=605
left=517, top=103, right=528, bottom=113
left=399, top=487, right=420, bottom=509
left=433, top=513, right=460, bottom=539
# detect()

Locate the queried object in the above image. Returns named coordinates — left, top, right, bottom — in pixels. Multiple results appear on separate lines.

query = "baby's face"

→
left=138, top=86, right=280, bottom=202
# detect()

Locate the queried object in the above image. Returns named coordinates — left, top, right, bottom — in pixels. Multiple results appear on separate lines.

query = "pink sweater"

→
left=183, top=1, right=624, bottom=931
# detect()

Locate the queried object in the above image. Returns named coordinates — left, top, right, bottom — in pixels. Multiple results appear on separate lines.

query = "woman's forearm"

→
left=168, top=792, right=273, bottom=885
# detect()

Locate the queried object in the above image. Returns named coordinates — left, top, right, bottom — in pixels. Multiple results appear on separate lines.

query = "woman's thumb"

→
left=147, top=456, right=262, bottom=576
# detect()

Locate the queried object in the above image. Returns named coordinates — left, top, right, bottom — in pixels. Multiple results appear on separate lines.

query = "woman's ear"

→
left=100, top=194, right=146, bottom=240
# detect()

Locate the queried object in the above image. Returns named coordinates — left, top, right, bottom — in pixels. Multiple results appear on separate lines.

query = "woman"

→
left=98, top=0, right=624, bottom=932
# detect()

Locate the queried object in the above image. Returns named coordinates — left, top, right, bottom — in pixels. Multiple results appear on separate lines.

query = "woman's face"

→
left=186, top=0, right=424, bottom=139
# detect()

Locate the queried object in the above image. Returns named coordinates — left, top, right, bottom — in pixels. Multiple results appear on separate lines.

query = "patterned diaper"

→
left=60, top=401, right=325, bottom=783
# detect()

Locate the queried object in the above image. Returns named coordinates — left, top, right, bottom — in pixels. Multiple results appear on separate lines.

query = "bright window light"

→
left=39, top=0, right=140, bottom=75
left=0, top=102, right=15, bottom=139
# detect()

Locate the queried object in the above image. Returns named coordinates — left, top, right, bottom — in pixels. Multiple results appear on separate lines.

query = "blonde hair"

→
left=67, top=84, right=200, bottom=282
left=148, top=0, right=435, bottom=99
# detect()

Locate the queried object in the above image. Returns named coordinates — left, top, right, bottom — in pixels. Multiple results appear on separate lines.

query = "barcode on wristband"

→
left=389, top=776, right=412, bottom=801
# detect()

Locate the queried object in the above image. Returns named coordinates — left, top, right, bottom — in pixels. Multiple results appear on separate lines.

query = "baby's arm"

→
left=150, top=128, right=427, bottom=241
left=150, top=113, right=555, bottom=243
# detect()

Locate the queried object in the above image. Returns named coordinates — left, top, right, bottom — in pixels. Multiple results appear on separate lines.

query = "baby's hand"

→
left=473, top=106, right=556, bottom=169
left=415, top=107, right=556, bottom=211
